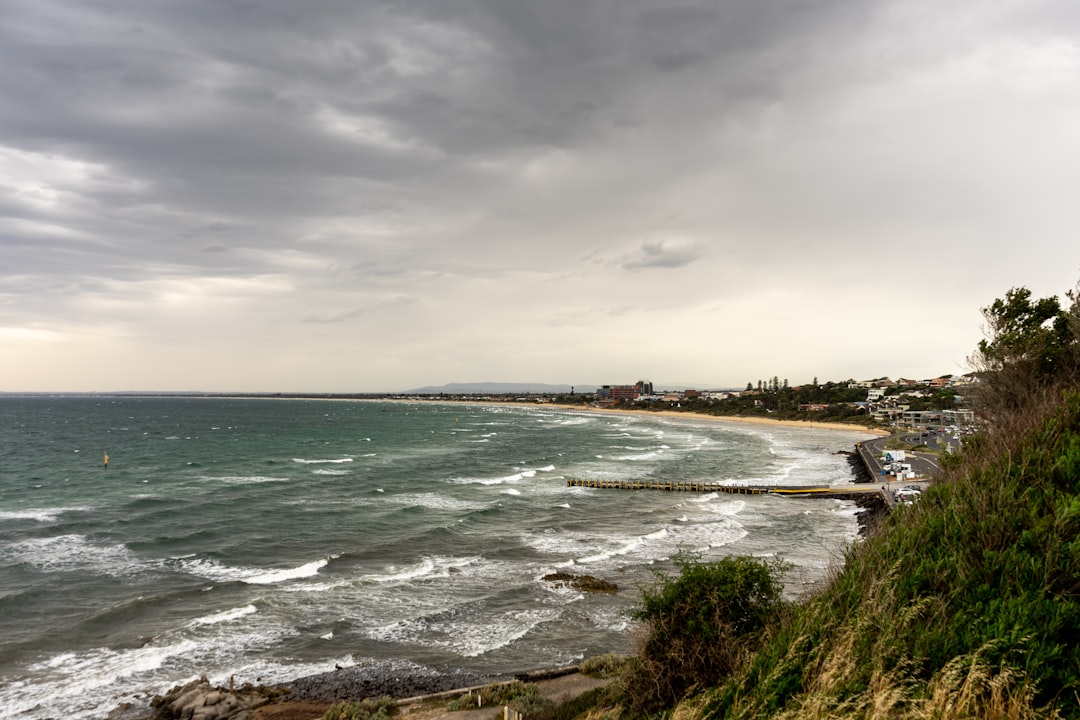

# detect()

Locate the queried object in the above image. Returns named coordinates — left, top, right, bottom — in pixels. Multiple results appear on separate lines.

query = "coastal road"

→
left=857, top=434, right=940, bottom=480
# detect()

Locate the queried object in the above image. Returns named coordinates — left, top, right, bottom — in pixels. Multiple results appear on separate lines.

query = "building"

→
left=596, top=379, right=653, bottom=401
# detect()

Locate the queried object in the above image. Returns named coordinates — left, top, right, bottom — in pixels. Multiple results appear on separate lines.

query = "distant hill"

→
left=404, top=382, right=595, bottom=395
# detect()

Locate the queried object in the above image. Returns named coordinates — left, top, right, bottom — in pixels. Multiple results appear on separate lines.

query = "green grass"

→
left=689, top=393, right=1080, bottom=720
left=581, top=393, right=1080, bottom=720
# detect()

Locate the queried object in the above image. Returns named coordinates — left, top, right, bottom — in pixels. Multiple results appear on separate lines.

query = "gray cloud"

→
left=1, top=0, right=1078, bottom=391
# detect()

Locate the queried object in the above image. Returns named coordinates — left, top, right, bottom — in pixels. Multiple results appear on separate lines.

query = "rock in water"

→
left=542, top=572, right=618, bottom=594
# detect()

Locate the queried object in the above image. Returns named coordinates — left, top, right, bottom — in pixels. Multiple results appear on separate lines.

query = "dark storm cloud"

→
left=3, top=0, right=1078, bottom=390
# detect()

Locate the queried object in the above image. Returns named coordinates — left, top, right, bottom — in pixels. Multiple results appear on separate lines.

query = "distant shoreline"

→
left=1, top=392, right=890, bottom=437
left=455, top=400, right=890, bottom=436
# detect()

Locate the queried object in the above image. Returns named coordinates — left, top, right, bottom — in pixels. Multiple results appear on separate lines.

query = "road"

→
left=857, top=434, right=941, bottom=480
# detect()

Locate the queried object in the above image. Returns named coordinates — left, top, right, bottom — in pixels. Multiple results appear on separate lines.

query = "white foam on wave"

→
left=190, top=604, right=258, bottom=627
left=614, top=450, right=664, bottom=461
left=216, top=475, right=289, bottom=485
left=0, top=639, right=199, bottom=719
left=292, top=457, right=353, bottom=464
left=576, top=528, right=668, bottom=565
left=369, top=607, right=560, bottom=658
left=362, top=555, right=482, bottom=584
left=245, top=559, right=328, bottom=585
left=312, top=468, right=351, bottom=476
left=502, top=488, right=522, bottom=496
left=179, top=556, right=328, bottom=585
left=4, top=534, right=143, bottom=579
left=703, top=499, right=747, bottom=516
left=0, top=506, right=89, bottom=523
left=392, top=493, right=492, bottom=512
left=451, top=469, right=537, bottom=485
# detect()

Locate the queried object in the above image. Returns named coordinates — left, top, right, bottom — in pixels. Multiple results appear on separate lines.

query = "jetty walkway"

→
left=565, top=478, right=881, bottom=499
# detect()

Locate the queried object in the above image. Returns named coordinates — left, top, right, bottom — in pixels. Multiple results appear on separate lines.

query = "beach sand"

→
left=541, top=404, right=890, bottom=436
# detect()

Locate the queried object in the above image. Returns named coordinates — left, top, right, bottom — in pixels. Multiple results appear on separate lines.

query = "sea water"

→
left=0, top=397, right=873, bottom=718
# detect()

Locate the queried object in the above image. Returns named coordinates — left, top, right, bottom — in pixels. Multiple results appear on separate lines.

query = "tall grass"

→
left=683, top=392, right=1080, bottom=720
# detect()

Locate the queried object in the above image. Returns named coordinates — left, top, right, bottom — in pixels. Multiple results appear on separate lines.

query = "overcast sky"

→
left=3, top=0, right=1079, bottom=392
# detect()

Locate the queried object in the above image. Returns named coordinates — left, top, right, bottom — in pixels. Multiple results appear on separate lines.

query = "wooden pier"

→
left=565, top=478, right=882, bottom=498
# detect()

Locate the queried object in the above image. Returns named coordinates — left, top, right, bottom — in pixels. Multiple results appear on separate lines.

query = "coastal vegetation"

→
left=571, top=282, right=1080, bottom=719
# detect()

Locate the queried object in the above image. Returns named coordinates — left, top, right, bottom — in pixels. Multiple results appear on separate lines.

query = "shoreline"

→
left=366, top=396, right=889, bottom=436
left=575, top=405, right=890, bottom=435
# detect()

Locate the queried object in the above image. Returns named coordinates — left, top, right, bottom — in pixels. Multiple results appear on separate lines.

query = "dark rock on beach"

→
left=846, top=449, right=875, bottom=484
left=284, top=664, right=507, bottom=704
left=853, top=493, right=888, bottom=536
left=149, top=677, right=290, bottom=720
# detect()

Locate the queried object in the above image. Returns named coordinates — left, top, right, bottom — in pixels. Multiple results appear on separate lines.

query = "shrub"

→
left=448, top=681, right=554, bottom=718
left=618, top=553, right=787, bottom=715
left=579, top=654, right=628, bottom=678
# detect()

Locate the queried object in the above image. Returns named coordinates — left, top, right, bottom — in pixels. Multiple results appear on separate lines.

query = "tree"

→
left=975, top=287, right=1071, bottom=379
left=971, top=283, right=1080, bottom=429
left=746, top=381, right=753, bottom=392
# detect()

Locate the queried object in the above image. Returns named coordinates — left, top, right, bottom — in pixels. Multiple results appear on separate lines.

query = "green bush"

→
left=579, top=653, right=628, bottom=678
left=618, top=553, right=787, bottom=715
left=447, top=681, right=554, bottom=718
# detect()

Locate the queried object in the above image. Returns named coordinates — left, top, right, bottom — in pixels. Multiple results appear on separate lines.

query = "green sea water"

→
left=0, top=396, right=874, bottom=718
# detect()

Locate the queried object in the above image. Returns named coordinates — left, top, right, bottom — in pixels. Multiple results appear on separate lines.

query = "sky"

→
left=3, top=1, right=1080, bottom=393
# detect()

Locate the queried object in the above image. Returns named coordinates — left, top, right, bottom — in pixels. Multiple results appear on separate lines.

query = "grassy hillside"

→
left=657, top=392, right=1080, bottom=720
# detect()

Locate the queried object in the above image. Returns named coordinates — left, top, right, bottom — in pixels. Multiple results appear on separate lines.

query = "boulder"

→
left=151, top=677, right=290, bottom=720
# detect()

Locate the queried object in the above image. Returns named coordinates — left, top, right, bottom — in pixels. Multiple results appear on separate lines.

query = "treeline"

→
left=617, top=381, right=959, bottom=424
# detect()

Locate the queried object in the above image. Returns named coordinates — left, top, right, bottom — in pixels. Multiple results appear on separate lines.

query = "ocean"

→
left=0, top=397, right=873, bottom=718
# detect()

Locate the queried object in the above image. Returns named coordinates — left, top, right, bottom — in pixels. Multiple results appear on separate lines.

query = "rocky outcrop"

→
left=151, top=677, right=289, bottom=720
left=542, top=572, right=618, bottom=594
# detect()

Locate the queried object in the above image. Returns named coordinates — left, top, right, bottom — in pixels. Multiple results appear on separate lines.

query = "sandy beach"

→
left=527, top=403, right=891, bottom=436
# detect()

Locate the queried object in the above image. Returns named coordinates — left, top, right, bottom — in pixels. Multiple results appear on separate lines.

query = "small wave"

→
left=362, top=555, right=482, bottom=584
left=368, top=607, right=559, bottom=658
left=179, top=557, right=328, bottom=585
left=0, top=506, right=88, bottom=523
left=3, top=638, right=200, bottom=718
left=392, top=493, right=491, bottom=512
left=614, top=451, right=664, bottom=461
left=502, top=488, right=522, bottom=496
left=189, top=604, right=258, bottom=627
left=245, top=559, right=328, bottom=585
left=537, top=464, right=555, bottom=472
left=217, top=476, right=289, bottom=485
left=292, top=458, right=353, bottom=464
left=576, top=528, right=669, bottom=565
left=312, top=469, right=351, bottom=476
left=451, top=469, right=536, bottom=485
left=5, top=534, right=143, bottom=579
